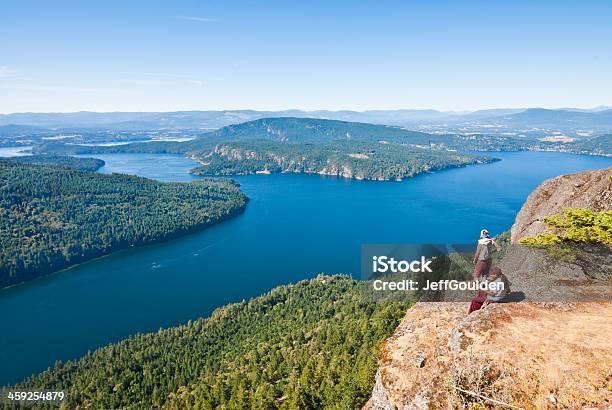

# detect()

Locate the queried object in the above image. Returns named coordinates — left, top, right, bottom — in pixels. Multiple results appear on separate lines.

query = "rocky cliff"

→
left=365, top=302, right=611, bottom=409
left=510, top=167, right=611, bottom=243
left=366, top=168, right=612, bottom=409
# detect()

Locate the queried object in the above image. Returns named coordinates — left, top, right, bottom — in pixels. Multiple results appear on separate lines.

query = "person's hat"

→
left=480, top=229, right=490, bottom=238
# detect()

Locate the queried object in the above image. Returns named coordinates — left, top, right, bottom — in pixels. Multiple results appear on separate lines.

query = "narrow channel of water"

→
left=1, top=151, right=610, bottom=385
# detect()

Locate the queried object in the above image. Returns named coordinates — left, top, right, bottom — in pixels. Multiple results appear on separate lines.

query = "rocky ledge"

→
left=365, top=301, right=611, bottom=409
left=366, top=167, right=612, bottom=409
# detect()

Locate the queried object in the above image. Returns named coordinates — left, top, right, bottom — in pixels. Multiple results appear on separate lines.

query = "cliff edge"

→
left=366, top=302, right=611, bottom=409
left=366, top=167, right=612, bottom=409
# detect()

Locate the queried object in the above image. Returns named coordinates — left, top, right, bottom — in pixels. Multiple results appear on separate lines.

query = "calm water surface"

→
left=0, top=146, right=32, bottom=157
left=1, top=151, right=611, bottom=384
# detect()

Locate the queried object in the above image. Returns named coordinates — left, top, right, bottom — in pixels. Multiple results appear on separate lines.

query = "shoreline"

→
left=0, top=202, right=248, bottom=294
left=189, top=155, right=501, bottom=181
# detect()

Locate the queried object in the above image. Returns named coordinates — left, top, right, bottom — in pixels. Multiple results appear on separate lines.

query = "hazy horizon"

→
left=1, top=105, right=611, bottom=116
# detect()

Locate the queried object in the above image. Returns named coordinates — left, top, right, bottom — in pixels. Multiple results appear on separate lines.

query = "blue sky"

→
left=1, top=0, right=611, bottom=113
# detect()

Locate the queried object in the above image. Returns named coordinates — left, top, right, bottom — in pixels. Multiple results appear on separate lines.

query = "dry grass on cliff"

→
left=373, top=302, right=611, bottom=409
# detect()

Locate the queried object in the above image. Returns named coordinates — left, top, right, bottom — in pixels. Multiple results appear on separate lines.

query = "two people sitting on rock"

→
left=468, top=266, right=510, bottom=314
left=472, top=229, right=500, bottom=279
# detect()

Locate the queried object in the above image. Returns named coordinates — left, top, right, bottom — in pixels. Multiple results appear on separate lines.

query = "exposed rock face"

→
left=499, top=242, right=612, bottom=289
left=368, top=370, right=393, bottom=410
left=365, top=302, right=612, bottom=409
left=510, top=167, right=611, bottom=243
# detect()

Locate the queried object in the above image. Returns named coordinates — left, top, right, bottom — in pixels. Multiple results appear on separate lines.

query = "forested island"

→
left=30, top=117, right=532, bottom=155
left=33, top=118, right=504, bottom=180
left=13, top=275, right=409, bottom=409
left=0, top=161, right=247, bottom=289
left=33, top=118, right=612, bottom=170
left=191, top=139, right=497, bottom=180
left=2, top=155, right=105, bottom=171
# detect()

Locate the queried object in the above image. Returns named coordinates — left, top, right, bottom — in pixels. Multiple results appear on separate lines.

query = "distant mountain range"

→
left=1, top=107, right=612, bottom=135
left=493, top=108, right=612, bottom=129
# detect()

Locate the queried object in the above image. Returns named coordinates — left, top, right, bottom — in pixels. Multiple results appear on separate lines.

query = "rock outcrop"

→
left=367, top=167, right=612, bottom=409
left=510, top=167, right=611, bottom=243
left=365, top=302, right=612, bottom=409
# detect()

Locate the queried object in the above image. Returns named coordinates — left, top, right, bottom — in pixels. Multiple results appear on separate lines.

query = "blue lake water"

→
left=92, top=153, right=202, bottom=182
left=1, top=151, right=611, bottom=385
left=0, top=146, right=32, bottom=157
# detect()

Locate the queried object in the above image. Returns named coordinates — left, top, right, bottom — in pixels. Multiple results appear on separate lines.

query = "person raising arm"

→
left=472, top=229, right=500, bottom=279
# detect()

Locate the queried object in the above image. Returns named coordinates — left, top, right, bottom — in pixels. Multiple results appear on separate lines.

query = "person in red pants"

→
left=472, top=229, right=500, bottom=279
left=468, top=290, right=489, bottom=314
left=468, top=267, right=509, bottom=314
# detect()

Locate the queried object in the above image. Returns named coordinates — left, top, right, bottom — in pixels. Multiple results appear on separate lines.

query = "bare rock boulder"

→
left=510, top=167, right=611, bottom=244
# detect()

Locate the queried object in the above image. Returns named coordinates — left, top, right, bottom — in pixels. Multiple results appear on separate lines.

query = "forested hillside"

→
left=32, top=117, right=430, bottom=157
left=33, top=117, right=525, bottom=156
left=192, top=139, right=497, bottom=180
left=34, top=118, right=612, bottom=160
left=566, top=134, right=612, bottom=156
left=15, top=276, right=409, bottom=409
left=2, top=155, right=105, bottom=171
left=0, top=161, right=246, bottom=289
left=203, top=117, right=429, bottom=143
